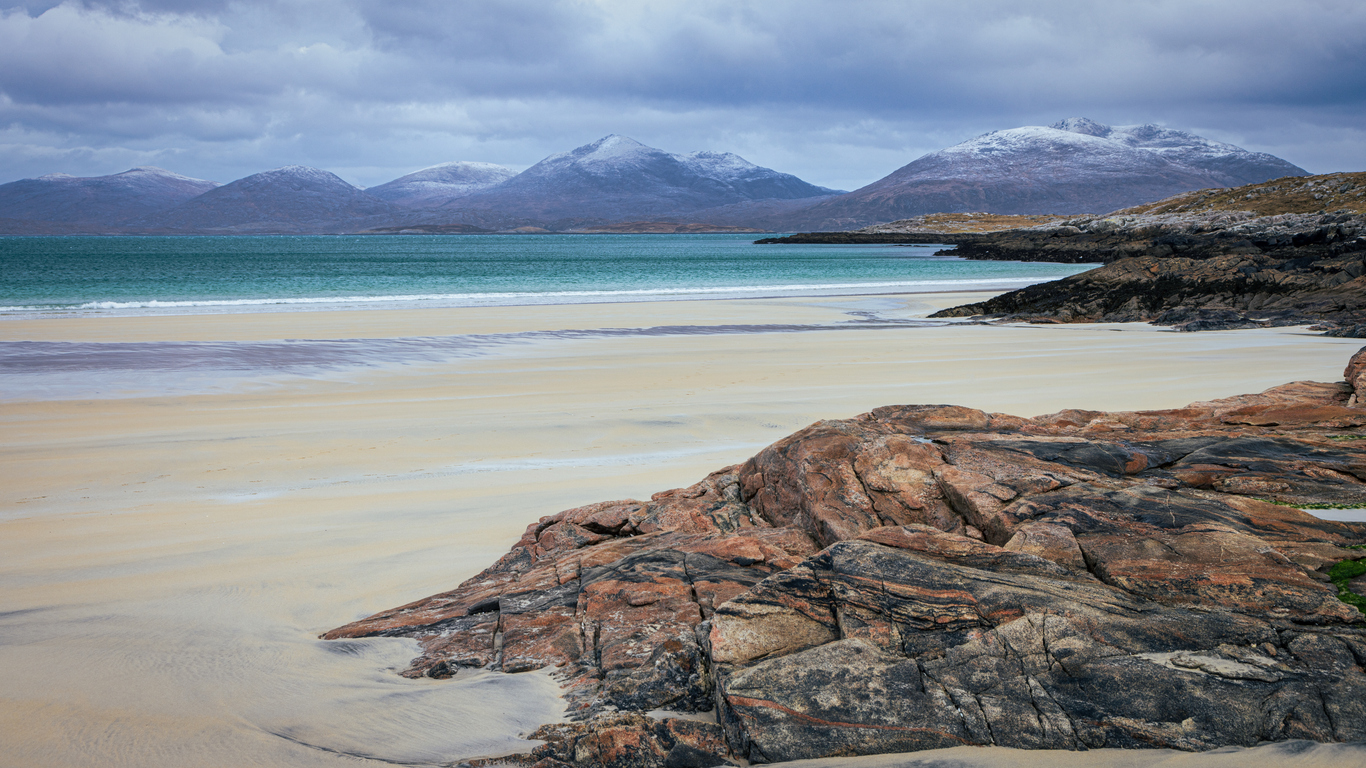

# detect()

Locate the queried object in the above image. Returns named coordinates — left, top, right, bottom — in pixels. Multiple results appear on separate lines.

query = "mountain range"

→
left=0, top=119, right=1309, bottom=234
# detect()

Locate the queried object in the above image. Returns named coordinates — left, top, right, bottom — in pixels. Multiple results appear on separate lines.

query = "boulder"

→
left=1346, top=346, right=1366, bottom=404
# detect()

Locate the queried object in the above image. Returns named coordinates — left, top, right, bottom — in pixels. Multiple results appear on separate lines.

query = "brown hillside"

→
left=1121, top=171, right=1366, bottom=216
left=858, top=212, right=1069, bottom=234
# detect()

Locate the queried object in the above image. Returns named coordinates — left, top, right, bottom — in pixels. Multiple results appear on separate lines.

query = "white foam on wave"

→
left=0, top=275, right=1076, bottom=314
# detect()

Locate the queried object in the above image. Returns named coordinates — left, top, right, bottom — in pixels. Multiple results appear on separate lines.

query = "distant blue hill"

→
left=130, top=166, right=405, bottom=234
left=0, top=167, right=218, bottom=231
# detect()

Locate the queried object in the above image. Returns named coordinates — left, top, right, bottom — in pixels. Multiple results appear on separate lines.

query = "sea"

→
left=0, top=233, right=1095, bottom=316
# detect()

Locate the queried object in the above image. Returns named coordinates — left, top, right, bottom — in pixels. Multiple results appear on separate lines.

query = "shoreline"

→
left=3, top=291, right=1364, bottom=767
left=0, top=291, right=994, bottom=343
left=0, top=281, right=1066, bottom=321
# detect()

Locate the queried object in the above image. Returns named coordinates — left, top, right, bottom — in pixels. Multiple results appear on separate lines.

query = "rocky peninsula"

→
left=930, top=205, right=1366, bottom=335
left=764, top=173, right=1366, bottom=336
left=325, top=348, right=1366, bottom=767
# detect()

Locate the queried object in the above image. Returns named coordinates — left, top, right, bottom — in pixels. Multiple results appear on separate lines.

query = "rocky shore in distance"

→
left=763, top=173, right=1366, bottom=336
left=930, top=207, right=1366, bottom=335
left=753, top=212, right=1067, bottom=242
left=326, top=348, right=1366, bottom=767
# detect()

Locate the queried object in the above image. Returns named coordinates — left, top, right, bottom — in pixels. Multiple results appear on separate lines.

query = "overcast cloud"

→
left=1, top=0, right=1363, bottom=190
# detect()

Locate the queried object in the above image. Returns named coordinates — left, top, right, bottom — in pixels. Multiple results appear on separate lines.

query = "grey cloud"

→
left=0, top=0, right=1363, bottom=189
left=359, top=0, right=592, bottom=55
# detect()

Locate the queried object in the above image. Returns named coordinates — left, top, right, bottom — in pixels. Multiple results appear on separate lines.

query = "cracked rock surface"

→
left=326, top=347, right=1366, bottom=766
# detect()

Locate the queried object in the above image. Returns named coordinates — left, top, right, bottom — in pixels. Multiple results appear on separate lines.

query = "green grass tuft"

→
left=1329, top=557, right=1366, bottom=610
left=1252, top=498, right=1366, bottom=510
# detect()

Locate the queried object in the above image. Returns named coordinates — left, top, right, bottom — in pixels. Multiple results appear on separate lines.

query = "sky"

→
left=1, top=0, right=1364, bottom=191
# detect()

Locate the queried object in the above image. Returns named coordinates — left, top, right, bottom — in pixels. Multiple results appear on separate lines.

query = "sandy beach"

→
left=2, top=291, right=1364, bottom=768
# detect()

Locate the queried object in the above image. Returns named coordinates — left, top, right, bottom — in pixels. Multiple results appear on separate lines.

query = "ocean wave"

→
left=1, top=276, right=1073, bottom=313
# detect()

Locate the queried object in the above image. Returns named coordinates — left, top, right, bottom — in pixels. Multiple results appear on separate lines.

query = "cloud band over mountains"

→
left=2, top=0, right=1363, bottom=189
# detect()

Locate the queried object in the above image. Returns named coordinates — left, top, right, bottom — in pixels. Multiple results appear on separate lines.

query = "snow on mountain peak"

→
left=681, top=150, right=762, bottom=180
left=24, top=167, right=216, bottom=190
left=121, top=166, right=175, bottom=177
left=1051, top=117, right=1113, bottom=137
left=249, top=165, right=358, bottom=189
left=364, top=161, right=517, bottom=205
left=376, top=161, right=517, bottom=187
left=930, top=119, right=1289, bottom=175
left=531, top=135, right=658, bottom=173
left=575, top=135, right=655, bottom=164
left=532, top=136, right=788, bottom=186
left=417, top=160, right=514, bottom=175
left=592, top=134, right=644, bottom=151
left=114, top=166, right=218, bottom=186
left=940, top=125, right=1116, bottom=162
left=268, top=164, right=329, bottom=176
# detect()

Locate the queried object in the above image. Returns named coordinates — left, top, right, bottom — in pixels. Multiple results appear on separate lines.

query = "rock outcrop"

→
left=928, top=208, right=1366, bottom=334
left=326, top=349, right=1366, bottom=767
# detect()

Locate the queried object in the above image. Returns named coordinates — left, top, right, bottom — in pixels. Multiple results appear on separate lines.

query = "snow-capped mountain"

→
left=436, top=135, right=840, bottom=224
left=365, top=161, right=518, bottom=208
left=134, top=166, right=406, bottom=234
left=780, top=118, right=1308, bottom=230
left=0, top=167, right=219, bottom=230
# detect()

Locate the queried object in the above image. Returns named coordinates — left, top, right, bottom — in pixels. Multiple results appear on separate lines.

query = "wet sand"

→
left=2, top=292, right=1363, bottom=767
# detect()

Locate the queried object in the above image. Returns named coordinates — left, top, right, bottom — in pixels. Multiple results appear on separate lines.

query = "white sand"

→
left=1, top=293, right=1362, bottom=767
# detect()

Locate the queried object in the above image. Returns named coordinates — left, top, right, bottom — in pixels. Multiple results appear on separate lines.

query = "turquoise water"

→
left=0, top=234, right=1094, bottom=314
